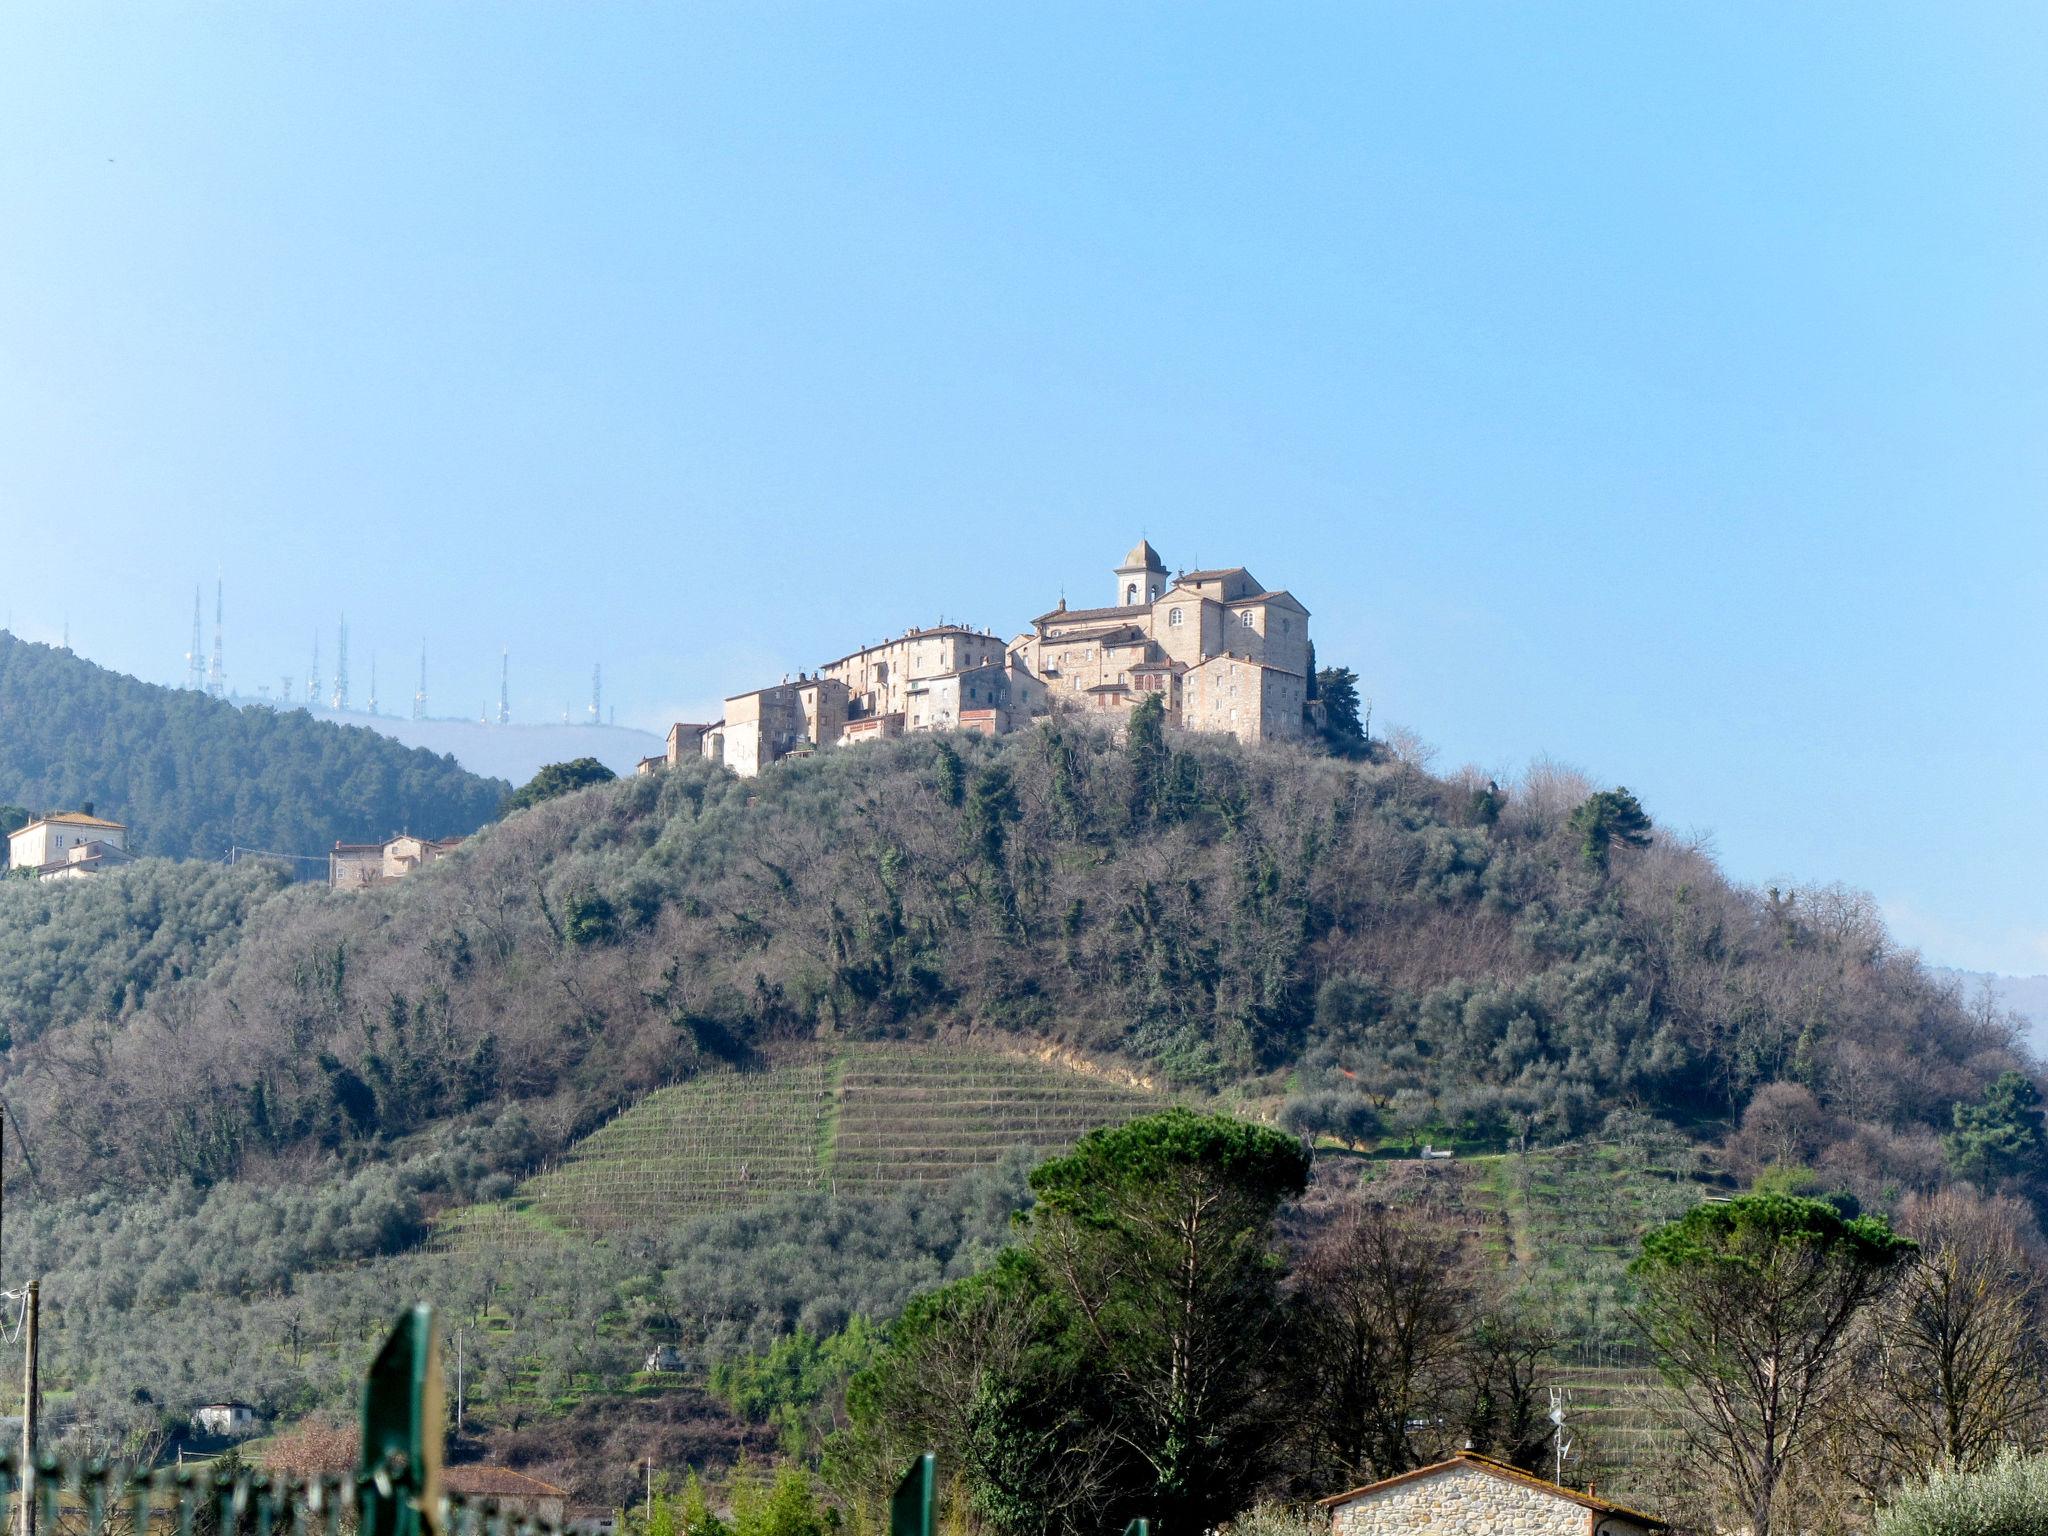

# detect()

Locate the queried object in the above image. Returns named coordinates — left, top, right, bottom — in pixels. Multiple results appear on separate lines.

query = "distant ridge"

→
left=265, top=702, right=663, bottom=784
left=0, top=632, right=509, bottom=862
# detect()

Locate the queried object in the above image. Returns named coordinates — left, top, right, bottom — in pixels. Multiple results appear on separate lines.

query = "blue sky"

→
left=2, top=4, right=2044, bottom=972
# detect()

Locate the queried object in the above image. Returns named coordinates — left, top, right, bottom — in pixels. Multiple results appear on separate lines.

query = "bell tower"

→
left=1114, top=539, right=1168, bottom=608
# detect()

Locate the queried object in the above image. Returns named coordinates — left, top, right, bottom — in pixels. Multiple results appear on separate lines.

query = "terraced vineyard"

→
left=1347, top=1139, right=1712, bottom=1502
left=437, top=1045, right=1168, bottom=1245
left=830, top=1050, right=1171, bottom=1194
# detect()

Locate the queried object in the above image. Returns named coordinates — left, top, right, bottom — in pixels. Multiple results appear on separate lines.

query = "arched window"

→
left=1241, top=610, right=1256, bottom=627
left=1168, top=607, right=1183, bottom=627
left=1126, top=583, right=1138, bottom=604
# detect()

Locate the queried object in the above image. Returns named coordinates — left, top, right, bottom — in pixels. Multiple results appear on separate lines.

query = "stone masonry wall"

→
left=1329, top=1463, right=1626, bottom=1536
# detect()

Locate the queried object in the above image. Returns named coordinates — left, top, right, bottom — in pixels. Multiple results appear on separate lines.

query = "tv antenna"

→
left=1548, top=1386, right=1574, bottom=1486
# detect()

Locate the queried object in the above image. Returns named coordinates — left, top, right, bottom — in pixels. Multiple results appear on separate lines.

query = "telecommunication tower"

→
left=413, top=640, right=427, bottom=720
left=185, top=587, right=205, bottom=690
left=307, top=632, right=322, bottom=705
left=331, top=616, right=350, bottom=711
left=589, top=663, right=601, bottom=726
left=367, top=653, right=379, bottom=716
left=498, top=648, right=510, bottom=726
left=205, top=579, right=227, bottom=698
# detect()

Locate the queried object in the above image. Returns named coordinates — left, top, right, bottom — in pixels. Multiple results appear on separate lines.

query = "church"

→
left=1007, top=540, right=1311, bottom=744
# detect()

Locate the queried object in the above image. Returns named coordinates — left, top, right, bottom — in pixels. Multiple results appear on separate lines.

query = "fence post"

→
left=359, top=1305, right=444, bottom=1536
left=888, top=1454, right=935, bottom=1536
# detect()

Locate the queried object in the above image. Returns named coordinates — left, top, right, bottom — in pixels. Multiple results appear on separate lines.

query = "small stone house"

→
left=189, top=1401, right=262, bottom=1438
left=1319, top=1452, right=1665, bottom=1535
left=440, top=1465, right=569, bottom=1524
left=7, top=811, right=133, bottom=879
left=329, top=832, right=464, bottom=889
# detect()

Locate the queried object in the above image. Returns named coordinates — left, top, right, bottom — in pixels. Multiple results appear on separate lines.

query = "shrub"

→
left=1876, top=1450, right=2048, bottom=1536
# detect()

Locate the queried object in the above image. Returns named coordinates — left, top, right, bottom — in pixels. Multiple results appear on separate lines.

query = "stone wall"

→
left=1328, top=1462, right=1653, bottom=1536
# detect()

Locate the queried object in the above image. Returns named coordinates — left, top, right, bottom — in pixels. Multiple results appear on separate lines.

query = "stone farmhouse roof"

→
left=1316, top=1452, right=1666, bottom=1528
left=441, top=1466, right=571, bottom=1500
left=18, top=811, right=125, bottom=831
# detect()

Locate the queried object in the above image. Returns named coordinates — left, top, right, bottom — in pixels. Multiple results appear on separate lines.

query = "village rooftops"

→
left=1316, top=1451, right=1666, bottom=1529
left=817, top=623, right=1002, bottom=669
left=1032, top=602, right=1150, bottom=626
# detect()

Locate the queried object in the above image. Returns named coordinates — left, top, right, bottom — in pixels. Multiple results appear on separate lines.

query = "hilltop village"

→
left=654, top=541, right=1317, bottom=777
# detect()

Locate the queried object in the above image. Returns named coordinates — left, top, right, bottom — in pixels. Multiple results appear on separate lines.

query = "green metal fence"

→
left=0, top=1305, right=963, bottom=1536
left=0, top=1306, right=575, bottom=1536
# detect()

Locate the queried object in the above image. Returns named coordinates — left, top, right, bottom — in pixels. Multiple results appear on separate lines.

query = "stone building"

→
left=820, top=624, right=1010, bottom=720
left=6, top=811, right=131, bottom=879
left=666, top=721, right=715, bottom=766
left=717, top=676, right=850, bottom=777
left=329, top=832, right=464, bottom=890
left=1318, top=1452, right=1664, bottom=1535
left=674, top=540, right=1317, bottom=776
left=1011, top=541, right=1312, bottom=745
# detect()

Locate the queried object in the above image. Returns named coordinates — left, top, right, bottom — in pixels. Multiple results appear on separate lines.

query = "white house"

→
left=190, top=1402, right=262, bottom=1439
left=1319, top=1452, right=1665, bottom=1536
left=6, top=812, right=131, bottom=880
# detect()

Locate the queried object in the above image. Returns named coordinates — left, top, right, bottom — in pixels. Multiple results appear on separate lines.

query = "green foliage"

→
left=729, top=1463, right=828, bottom=1536
left=1875, top=1450, right=2048, bottom=1536
left=506, top=757, right=617, bottom=812
left=1312, top=667, right=1367, bottom=757
left=1946, top=1071, right=2048, bottom=1186
left=855, top=1111, right=1310, bottom=1536
left=933, top=743, right=965, bottom=808
left=712, top=1320, right=881, bottom=1453
left=1633, top=1194, right=1917, bottom=1535
left=1636, top=1191, right=1914, bottom=1278
left=0, top=632, right=505, bottom=859
left=1566, top=787, right=1653, bottom=869
left=1126, top=695, right=1168, bottom=825
left=565, top=887, right=620, bottom=946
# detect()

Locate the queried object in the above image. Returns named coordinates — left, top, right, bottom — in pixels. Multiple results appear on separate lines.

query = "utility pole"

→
left=454, top=1326, right=464, bottom=1434
left=20, top=1280, right=39, bottom=1536
left=645, top=1457, right=653, bottom=1523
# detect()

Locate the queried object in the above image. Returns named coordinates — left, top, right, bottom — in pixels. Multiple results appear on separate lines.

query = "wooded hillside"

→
left=0, top=633, right=507, bottom=863
left=0, top=718, right=2029, bottom=1212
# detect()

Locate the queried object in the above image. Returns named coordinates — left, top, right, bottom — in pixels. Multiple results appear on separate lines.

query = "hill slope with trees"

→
left=0, top=713, right=2032, bottom=1213
left=0, top=632, right=508, bottom=864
